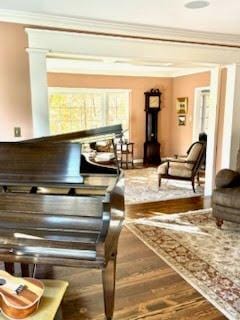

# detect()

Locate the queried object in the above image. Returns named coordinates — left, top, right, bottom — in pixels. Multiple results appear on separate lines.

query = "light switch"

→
left=14, top=127, right=21, bottom=137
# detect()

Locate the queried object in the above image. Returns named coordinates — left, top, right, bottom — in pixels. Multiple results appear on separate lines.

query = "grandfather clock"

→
left=144, top=89, right=161, bottom=165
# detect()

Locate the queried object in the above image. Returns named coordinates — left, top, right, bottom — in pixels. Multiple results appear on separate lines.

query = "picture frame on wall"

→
left=178, top=115, right=186, bottom=126
left=176, top=97, right=188, bottom=114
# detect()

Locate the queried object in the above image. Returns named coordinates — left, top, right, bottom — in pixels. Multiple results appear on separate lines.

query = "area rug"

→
left=125, top=167, right=204, bottom=204
left=126, top=209, right=240, bottom=320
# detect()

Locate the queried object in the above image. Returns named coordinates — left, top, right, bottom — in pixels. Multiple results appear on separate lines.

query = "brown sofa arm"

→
left=215, top=169, right=240, bottom=188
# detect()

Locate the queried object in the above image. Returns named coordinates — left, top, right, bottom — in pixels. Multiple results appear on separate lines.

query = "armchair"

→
left=157, top=141, right=206, bottom=192
left=212, top=152, right=240, bottom=227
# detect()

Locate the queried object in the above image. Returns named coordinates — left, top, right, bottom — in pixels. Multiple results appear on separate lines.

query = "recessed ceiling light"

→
left=185, top=1, right=210, bottom=9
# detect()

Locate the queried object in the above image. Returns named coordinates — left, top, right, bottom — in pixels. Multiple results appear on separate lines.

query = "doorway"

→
left=193, top=86, right=210, bottom=142
left=26, top=28, right=227, bottom=196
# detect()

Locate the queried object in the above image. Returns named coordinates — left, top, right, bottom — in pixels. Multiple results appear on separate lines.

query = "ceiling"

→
left=0, top=0, right=240, bottom=35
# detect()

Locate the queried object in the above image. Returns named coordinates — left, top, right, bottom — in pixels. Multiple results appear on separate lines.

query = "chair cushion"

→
left=185, top=142, right=203, bottom=169
left=157, top=161, right=183, bottom=175
left=169, top=166, right=192, bottom=178
left=157, top=161, right=192, bottom=178
left=157, top=162, right=168, bottom=175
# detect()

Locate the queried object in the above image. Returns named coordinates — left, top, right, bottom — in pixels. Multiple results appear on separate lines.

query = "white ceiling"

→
left=0, top=0, right=240, bottom=35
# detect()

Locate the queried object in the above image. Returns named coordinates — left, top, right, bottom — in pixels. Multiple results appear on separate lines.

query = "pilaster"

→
left=26, top=48, right=50, bottom=137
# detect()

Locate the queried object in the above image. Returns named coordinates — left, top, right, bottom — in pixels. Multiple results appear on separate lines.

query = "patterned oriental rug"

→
left=126, top=209, right=240, bottom=320
left=125, top=168, right=203, bottom=205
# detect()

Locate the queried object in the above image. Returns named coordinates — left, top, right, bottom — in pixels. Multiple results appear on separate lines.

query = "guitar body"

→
left=0, top=271, right=44, bottom=320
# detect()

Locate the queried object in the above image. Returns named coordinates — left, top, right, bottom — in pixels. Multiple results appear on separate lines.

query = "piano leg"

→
left=21, top=263, right=30, bottom=277
left=112, top=138, right=120, bottom=175
left=30, top=186, right=38, bottom=193
left=4, top=262, right=14, bottom=275
left=68, top=188, right=76, bottom=196
left=102, top=254, right=116, bottom=320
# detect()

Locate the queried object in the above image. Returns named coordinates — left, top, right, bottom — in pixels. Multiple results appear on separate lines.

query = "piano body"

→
left=0, top=124, right=124, bottom=320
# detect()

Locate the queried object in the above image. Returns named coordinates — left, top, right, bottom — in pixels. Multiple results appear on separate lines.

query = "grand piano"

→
left=0, top=124, right=125, bottom=320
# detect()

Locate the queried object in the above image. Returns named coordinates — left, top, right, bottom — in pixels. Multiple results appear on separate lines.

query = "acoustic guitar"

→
left=0, top=270, right=44, bottom=319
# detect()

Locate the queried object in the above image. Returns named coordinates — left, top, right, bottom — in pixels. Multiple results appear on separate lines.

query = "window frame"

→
left=48, top=87, right=131, bottom=136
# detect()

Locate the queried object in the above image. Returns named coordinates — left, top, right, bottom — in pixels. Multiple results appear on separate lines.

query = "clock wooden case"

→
left=144, top=89, right=161, bottom=165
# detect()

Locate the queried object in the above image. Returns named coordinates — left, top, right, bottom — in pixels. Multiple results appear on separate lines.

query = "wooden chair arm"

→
left=174, top=154, right=187, bottom=159
left=167, top=159, right=196, bottom=164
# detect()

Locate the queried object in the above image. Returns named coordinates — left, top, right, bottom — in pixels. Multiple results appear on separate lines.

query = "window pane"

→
left=48, top=89, right=129, bottom=135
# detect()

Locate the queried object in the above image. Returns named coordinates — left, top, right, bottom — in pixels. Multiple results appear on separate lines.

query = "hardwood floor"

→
left=126, top=195, right=212, bottom=218
left=36, top=196, right=225, bottom=320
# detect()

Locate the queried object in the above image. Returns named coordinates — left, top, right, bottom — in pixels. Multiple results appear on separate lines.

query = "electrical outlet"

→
left=14, top=127, right=21, bottom=137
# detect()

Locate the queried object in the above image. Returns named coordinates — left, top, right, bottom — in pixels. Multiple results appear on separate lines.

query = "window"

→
left=200, top=90, right=210, bottom=133
left=48, top=88, right=130, bottom=135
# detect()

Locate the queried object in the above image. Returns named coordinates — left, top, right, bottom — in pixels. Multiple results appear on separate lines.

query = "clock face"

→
left=149, top=96, right=159, bottom=108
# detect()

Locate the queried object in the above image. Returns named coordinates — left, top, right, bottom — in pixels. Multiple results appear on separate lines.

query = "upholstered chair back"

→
left=185, top=142, right=203, bottom=169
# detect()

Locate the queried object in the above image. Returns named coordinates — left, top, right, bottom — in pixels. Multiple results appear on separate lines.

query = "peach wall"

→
left=0, top=22, right=32, bottom=140
left=48, top=73, right=173, bottom=159
left=170, top=72, right=210, bottom=156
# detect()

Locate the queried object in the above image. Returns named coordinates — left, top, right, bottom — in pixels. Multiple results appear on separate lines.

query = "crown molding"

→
left=1, top=9, right=240, bottom=47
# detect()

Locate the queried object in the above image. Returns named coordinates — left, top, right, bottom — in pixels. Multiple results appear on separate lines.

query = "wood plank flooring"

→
left=36, top=196, right=225, bottom=320
left=126, top=195, right=212, bottom=218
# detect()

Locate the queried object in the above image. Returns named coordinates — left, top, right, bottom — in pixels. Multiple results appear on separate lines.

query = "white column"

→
left=27, top=48, right=50, bottom=137
left=204, top=67, right=222, bottom=196
left=221, top=64, right=240, bottom=170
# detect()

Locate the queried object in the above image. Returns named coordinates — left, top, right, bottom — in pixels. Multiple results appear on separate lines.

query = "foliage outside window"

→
left=48, top=88, right=130, bottom=135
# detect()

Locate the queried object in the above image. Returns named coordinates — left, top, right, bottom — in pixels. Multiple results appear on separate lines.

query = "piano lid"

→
left=24, top=124, right=123, bottom=144
left=21, top=124, right=123, bottom=176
